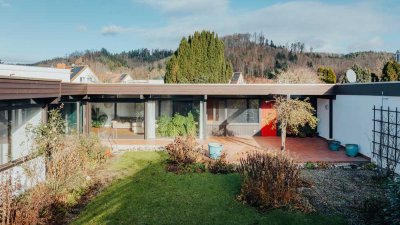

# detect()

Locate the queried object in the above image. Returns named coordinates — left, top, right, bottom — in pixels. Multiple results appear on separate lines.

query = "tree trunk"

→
left=281, top=122, right=287, bottom=151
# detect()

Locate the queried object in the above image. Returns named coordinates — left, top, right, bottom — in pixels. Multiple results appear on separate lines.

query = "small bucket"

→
left=208, top=142, right=223, bottom=159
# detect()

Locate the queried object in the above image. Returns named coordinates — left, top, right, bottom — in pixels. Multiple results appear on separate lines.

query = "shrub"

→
left=0, top=107, right=107, bottom=224
left=208, top=153, right=236, bottom=174
left=157, top=112, right=198, bottom=137
left=317, top=67, right=336, bottom=84
left=237, top=151, right=311, bottom=212
left=305, top=162, right=316, bottom=169
left=165, top=136, right=209, bottom=174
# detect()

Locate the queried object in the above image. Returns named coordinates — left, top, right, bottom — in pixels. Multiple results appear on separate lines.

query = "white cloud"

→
left=348, top=37, right=384, bottom=52
left=101, top=25, right=132, bottom=36
left=136, top=0, right=229, bottom=15
left=0, top=0, right=11, bottom=8
left=76, top=24, right=88, bottom=32
left=111, top=1, right=400, bottom=53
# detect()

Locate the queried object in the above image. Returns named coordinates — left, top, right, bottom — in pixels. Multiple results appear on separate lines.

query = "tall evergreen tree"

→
left=351, top=64, right=371, bottom=83
left=165, top=31, right=233, bottom=83
left=382, top=60, right=400, bottom=81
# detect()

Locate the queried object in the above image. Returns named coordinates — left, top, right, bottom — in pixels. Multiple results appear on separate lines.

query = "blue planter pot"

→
left=328, top=140, right=341, bottom=151
left=209, top=142, right=223, bottom=159
left=345, top=144, right=359, bottom=157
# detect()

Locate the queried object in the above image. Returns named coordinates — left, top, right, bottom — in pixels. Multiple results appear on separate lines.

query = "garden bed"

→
left=301, top=168, right=386, bottom=225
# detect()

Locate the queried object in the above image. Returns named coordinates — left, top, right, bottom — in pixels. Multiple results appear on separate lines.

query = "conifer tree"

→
left=165, top=31, right=233, bottom=83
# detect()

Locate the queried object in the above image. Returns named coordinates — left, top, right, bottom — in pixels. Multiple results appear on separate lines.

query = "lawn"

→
left=71, top=151, right=345, bottom=225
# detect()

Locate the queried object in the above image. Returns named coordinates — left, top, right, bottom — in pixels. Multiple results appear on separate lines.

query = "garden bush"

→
left=157, top=112, right=198, bottom=137
left=0, top=108, right=107, bottom=225
left=165, top=136, right=208, bottom=173
left=208, top=153, right=236, bottom=174
left=237, top=151, right=311, bottom=212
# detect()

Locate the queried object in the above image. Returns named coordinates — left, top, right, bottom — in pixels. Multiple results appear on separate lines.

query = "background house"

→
left=395, top=50, right=400, bottom=63
left=230, top=72, right=245, bottom=84
left=70, top=65, right=99, bottom=83
left=0, top=64, right=70, bottom=82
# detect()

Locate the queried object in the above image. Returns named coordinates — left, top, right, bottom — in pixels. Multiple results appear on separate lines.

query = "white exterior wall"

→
left=72, top=67, right=99, bottom=83
left=317, top=98, right=330, bottom=139
left=0, top=64, right=70, bottom=82
left=332, top=95, right=400, bottom=159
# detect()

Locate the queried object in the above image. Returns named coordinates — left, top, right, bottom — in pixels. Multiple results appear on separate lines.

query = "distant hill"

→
left=34, top=48, right=173, bottom=82
left=222, top=33, right=393, bottom=83
left=34, top=33, right=394, bottom=83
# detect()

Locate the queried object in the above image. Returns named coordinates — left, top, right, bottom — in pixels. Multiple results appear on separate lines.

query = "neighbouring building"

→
left=230, top=72, right=245, bottom=84
left=0, top=64, right=70, bottom=82
left=395, top=50, right=400, bottom=63
left=119, top=74, right=133, bottom=83
left=70, top=65, right=99, bottom=83
left=110, top=73, right=165, bottom=84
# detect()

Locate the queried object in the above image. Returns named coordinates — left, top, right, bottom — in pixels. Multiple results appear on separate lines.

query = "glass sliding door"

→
left=90, top=102, right=145, bottom=140
left=62, top=103, right=78, bottom=134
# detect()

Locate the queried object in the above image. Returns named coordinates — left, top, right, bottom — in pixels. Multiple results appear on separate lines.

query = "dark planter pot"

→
left=345, top=144, right=359, bottom=157
left=328, top=140, right=341, bottom=151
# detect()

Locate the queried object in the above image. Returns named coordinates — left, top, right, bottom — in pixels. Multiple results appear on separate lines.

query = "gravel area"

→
left=301, top=168, right=385, bottom=225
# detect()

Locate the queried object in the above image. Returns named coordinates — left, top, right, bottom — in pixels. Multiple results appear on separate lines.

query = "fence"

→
left=372, top=106, right=400, bottom=175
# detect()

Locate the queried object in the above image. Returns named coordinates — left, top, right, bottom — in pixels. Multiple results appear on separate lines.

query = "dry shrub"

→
left=165, top=136, right=209, bottom=173
left=165, top=136, right=204, bottom=165
left=0, top=108, right=107, bottom=225
left=237, top=151, right=313, bottom=212
left=208, top=153, right=236, bottom=174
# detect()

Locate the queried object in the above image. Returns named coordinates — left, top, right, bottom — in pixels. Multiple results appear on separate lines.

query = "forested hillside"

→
left=34, top=48, right=173, bottom=82
left=34, top=32, right=394, bottom=83
left=222, top=33, right=393, bottom=83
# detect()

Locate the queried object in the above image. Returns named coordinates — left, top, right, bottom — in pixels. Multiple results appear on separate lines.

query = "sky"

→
left=0, top=0, right=399, bottom=63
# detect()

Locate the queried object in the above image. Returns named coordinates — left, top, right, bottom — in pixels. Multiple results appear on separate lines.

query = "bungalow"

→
left=1, top=74, right=400, bottom=184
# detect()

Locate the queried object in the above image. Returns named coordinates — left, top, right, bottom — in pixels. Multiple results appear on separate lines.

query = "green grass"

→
left=71, top=152, right=345, bottom=225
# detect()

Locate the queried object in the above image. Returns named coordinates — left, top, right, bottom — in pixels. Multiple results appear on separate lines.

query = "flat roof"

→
left=2, top=76, right=400, bottom=101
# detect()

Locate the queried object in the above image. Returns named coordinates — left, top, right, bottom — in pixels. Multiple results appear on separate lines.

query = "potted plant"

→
left=328, top=139, right=341, bottom=151
left=345, top=144, right=359, bottom=157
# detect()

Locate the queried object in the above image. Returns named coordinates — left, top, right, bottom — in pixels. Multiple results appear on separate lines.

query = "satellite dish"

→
left=346, top=69, right=357, bottom=83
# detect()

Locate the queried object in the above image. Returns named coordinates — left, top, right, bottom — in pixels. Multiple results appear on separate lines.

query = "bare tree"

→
left=266, top=96, right=318, bottom=151
left=277, top=66, right=321, bottom=84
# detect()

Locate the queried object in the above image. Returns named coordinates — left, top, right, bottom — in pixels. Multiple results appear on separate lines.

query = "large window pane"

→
left=215, top=100, right=226, bottom=122
left=62, top=103, right=77, bottom=134
left=207, top=100, right=214, bottom=121
left=0, top=110, right=9, bottom=165
left=248, top=99, right=259, bottom=123
left=12, top=107, right=42, bottom=162
left=90, top=102, right=145, bottom=140
left=227, top=99, right=247, bottom=123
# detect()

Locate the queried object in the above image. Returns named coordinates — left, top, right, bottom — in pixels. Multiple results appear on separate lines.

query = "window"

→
left=248, top=99, right=259, bottom=123
left=0, top=107, right=42, bottom=165
left=227, top=99, right=247, bottom=123
left=208, top=99, right=259, bottom=124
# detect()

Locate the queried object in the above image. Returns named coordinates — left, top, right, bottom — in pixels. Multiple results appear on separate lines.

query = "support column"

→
left=145, top=100, right=156, bottom=139
left=329, top=98, right=333, bottom=139
left=199, top=100, right=204, bottom=140
left=83, top=102, right=91, bottom=135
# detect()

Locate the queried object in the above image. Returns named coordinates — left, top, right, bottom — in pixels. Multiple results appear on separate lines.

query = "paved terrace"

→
left=105, top=136, right=370, bottom=163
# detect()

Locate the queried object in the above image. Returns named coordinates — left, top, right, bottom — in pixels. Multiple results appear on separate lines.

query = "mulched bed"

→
left=301, top=167, right=385, bottom=225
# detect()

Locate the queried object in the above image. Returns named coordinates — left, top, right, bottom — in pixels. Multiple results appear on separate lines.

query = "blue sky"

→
left=0, top=0, right=399, bottom=63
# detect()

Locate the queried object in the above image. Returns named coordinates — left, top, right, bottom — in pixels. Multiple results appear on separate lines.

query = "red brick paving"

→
left=106, top=136, right=370, bottom=163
